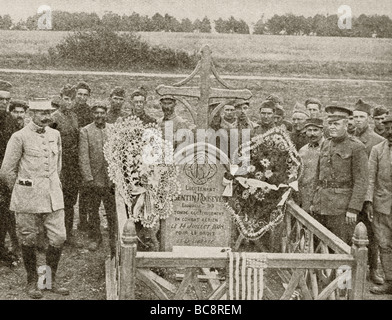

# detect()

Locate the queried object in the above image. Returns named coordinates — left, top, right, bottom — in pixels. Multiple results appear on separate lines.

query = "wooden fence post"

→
left=119, top=219, right=138, bottom=300
left=350, top=222, right=368, bottom=300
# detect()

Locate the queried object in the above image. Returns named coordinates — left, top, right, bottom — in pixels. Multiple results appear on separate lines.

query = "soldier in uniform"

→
left=50, top=85, right=83, bottom=247
left=305, top=98, right=323, bottom=119
left=290, top=103, right=310, bottom=151
left=310, top=105, right=369, bottom=244
left=130, top=87, right=156, bottom=125
left=365, top=115, right=392, bottom=294
left=157, top=95, right=193, bottom=151
left=266, top=94, right=292, bottom=132
left=253, top=100, right=276, bottom=136
left=347, top=114, right=356, bottom=136
left=353, top=98, right=386, bottom=284
left=298, top=118, right=325, bottom=213
left=107, top=86, right=126, bottom=124
left=0, top=99, right=69, bottom=299
left=372, top=105, right=389, bottom=139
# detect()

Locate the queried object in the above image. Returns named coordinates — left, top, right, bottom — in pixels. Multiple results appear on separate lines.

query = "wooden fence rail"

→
left=106, top=193, right=368, bottom=300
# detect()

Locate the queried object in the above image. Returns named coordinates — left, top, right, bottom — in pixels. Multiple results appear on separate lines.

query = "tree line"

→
left=1, top=11, right=392, bottom=38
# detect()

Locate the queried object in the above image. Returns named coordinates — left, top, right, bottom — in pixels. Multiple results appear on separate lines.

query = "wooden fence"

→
left=106, top=194, right=368, bottom=300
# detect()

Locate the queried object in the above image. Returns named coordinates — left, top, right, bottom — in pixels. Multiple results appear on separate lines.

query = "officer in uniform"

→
left=0, top=99, right=69, bottom=299
left=310, top=105, right=369, bottom=244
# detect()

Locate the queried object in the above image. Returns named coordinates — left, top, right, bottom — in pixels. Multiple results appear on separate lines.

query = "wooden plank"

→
left=174, top=268, right=194, bottom=300
left=135, top=252, right=354, bottom=269
left=191, top=269, right=204, bottom=300
left=316, top=270, right=350, bottom=300
left=280, top=270, right=303, bottom=300
left=287, top=200, right=351, bottom=254
left=298, top=273, right=313, bottom=300
left=136, top=269, right=169, bottom=300
left=105, top=257, right=117, bottom=300
left=140, top=268, right=177, bottom=293
left=207, top=281, right=227, bottom=300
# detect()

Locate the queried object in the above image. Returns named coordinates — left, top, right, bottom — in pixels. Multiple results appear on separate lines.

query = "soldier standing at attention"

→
left=353, top=98, right=386, bottom=285
left=0, top=99, right=69, bottom=299
left=310, top=105, right=369, bottom=244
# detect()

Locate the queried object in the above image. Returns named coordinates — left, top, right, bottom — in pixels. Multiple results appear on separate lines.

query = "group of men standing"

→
left=0, top=80, right=164, bottom=299
left=0, top=76, right=391, bottom=299
left=211, top=94, right=391, bottom=296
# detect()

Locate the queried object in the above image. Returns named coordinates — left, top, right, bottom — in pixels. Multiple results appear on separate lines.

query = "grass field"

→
left=1, top=30, right=392, bottom=79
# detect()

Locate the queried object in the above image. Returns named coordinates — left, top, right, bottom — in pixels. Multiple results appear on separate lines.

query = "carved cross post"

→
left=156, top=45, right=252, bottom=129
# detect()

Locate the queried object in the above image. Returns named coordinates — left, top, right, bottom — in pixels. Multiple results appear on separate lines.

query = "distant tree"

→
left=0, top=14, right=13, bottom=29
left=254, top=15, right=266, bottom=34
left=164, top=13, right=180, bottom=32
left=180, top=18, right=194, bottom=32
left=102, top=12, right=122, bottom=30
left=151, top=13, right=165, bottom=31
left=200, top=16, right=211, bottom=33
left=266, top=14, right=286, bottom=34
left=214, top=18, right=225, bottom=33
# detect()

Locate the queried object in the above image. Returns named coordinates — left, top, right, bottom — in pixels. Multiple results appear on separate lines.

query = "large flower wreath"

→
left=224, top=126, right=302, bottom=240
left=103, top=116, right=181, bottom=228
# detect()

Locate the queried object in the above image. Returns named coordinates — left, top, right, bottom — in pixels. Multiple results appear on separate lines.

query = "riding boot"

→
left=21, top=245, right=42, bottom=299
left=370, top=252, right=392, bottom=294
left=368, top=242, right=384, bottom=285
left=45, top=245, right=69, bottom=295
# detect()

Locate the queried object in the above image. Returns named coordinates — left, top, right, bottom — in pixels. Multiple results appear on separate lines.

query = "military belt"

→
left=318, top=180, right=352, bottom=189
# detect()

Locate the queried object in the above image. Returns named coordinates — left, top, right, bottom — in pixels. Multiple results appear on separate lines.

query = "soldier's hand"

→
left=345, top=211, right=357, bottom=226
left=364, top=201, right=374, bottom=222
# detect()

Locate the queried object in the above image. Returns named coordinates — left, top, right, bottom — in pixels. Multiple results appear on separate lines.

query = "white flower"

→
left=260, top=158, right=270, bottom=168
left=242, top=190, right=250, bottom=199
left=249, top=186, right=257, bottom=195
left=255, top=171, right=264, bottom=180
left=265, top=169, right=273, bottom=179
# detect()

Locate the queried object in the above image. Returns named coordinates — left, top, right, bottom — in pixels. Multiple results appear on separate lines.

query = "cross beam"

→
left=156, top=45, right=252, bottom=129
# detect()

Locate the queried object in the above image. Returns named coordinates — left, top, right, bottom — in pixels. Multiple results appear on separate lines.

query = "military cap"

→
left=60, top=84, right=75, bottom=98
left=292, top=102, right=310, bottom=118
left=354, top=99, right=372, bottom=115
left=0, top=80, right=12, bottom=93
left=29, top=98, right=56, bottom=111
left=9, top=99, right=28, bottom=112
left=266, top=94, right=283, bottom=105
left=130, top=86, right=147, bottom=99
left=305, top=98, right=322, bottom=108
left=90, top=101, right=108, bottom=112
left=275, top=105, right=285, bottom=117
left=304, top=117, right=324, bottom=129
left=110, top=86, right=126, bottom=98
left=234, top=99, right=250, bottom=108
left=74, top=81, right=91, bottom=95
left=325, top=104, right=352, bottom=120
left=373, top=105, right=389, bottom=117
left=382, top=115, right=392, bottom=124
left=259, top=100, right=276, bottom=112
left=159, top=95, right=176, bottom=102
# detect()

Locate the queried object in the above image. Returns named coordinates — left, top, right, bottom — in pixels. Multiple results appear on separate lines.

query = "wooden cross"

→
left=156, top=45, right=252, bottom=129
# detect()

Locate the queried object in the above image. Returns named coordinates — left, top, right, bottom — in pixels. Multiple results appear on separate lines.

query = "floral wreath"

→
left=223, top=126, right=302, bottom=241
left=103, top=116, right=181, bottom=228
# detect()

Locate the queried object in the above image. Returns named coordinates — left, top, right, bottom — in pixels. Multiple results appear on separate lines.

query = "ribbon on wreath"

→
left=131, top=186, right=155, bottom=226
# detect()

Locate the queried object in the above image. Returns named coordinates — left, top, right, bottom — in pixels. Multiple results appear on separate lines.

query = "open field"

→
left=1, top=30, right=392, bottom=79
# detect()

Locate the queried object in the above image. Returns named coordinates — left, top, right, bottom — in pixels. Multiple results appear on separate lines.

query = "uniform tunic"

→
left=0, top=122, right=64, bottom=214
left=312, top=133, right=369, bottom=243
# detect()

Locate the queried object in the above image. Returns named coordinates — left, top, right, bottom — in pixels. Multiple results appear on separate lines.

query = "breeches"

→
left=15, top=209, right=66, bottom=248
left=372, top=213, right=392, bottom=254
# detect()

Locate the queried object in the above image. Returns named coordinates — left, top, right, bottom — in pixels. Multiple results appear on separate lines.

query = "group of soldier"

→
left=212, top=94, right=392, bottom=296
left=0, top=77, right=391, bottom=299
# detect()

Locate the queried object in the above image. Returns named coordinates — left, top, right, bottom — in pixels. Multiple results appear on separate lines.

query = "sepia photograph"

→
left=0, top=0, right=391, bottom=305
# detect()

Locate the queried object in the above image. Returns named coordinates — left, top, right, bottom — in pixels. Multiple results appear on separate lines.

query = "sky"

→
left=1, top=0, right=392, bottom=24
